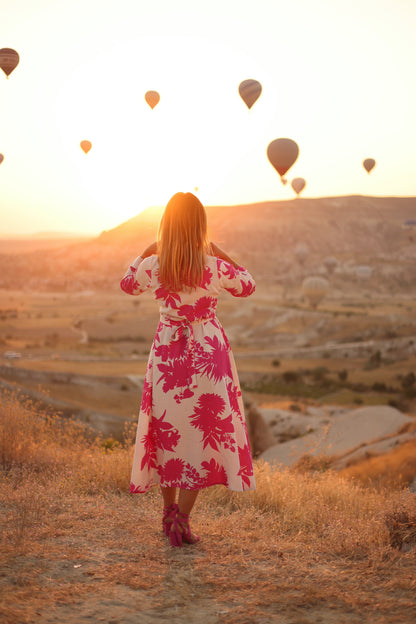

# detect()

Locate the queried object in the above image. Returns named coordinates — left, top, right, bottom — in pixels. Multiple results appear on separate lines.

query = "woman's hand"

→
left=209, top=242, right=240, bottom=269
left=140, top=242, right=158, bottom=259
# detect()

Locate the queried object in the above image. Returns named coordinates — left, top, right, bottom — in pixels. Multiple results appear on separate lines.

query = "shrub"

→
left=364, top=351, right=382, bottom=370
left=282, top=371, right=300, bottom=384
left=384, top=508, right=416, bottom=550
left=350, top=382, right=368, bottom=392
left=372, top=382, right=387, bottom=392
left=402, top=386, right=416, bottom=399
left=388, top=398, right=407, bottom=411
left=291, top=453, right=331, bottom=473
left=338, top=369, right=348, bottom=382
left=311, top=366, right=329, bottom=382
left=401, top=372, right=415, bottom=389
left=101, top=437, right=121, bottom=452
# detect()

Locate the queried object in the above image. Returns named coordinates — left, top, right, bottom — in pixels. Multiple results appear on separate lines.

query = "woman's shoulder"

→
left=141, top=255, right=159, bottom=269
left=137, top=255, right=159, bottom=283
left=206, top=254, right=237, bottom=273
left=205, top=254, right=221, bottom=274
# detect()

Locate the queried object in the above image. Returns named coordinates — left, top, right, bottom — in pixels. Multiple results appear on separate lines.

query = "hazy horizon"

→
left=0, top=192, right=415, bottom=239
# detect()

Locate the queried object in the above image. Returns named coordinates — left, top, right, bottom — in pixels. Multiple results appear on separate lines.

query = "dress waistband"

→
left=159, top=313, right=216, bottom=328
left=158, top=314, right=216, bottom=389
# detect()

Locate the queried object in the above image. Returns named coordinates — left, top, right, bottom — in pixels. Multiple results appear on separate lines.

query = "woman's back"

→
left=121, top=253, right=256, bottom=324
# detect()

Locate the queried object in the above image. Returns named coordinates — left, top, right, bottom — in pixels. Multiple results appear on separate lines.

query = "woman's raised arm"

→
left=140, top=242, right=158, bottom=259
left=209, top=242, right=240, bottom=269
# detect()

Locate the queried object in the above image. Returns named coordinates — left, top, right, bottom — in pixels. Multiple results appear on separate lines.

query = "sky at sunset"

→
left=0, top=0, right=415, bottom=235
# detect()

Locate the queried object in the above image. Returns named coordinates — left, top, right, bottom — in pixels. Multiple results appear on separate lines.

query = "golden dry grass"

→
left=1, top=389, right=416, bottom=624
left=0, top=389, right=133, bottom=494
left=1, top=376, right=140, bottom=422
left=340, top=439, right=416, bottom=489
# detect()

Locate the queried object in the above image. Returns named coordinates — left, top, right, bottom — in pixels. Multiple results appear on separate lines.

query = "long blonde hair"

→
left=157, top=192, right=210, bottom=291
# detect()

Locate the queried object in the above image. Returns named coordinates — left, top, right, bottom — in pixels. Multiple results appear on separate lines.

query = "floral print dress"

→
left=120, top=254, right=256, bottom=493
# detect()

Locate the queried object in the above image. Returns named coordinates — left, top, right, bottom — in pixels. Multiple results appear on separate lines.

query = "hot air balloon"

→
left=145, top=91, right=160, bottom=109
left=80, top=140, right=92, bottom=154
left=355, top=265, right=372, bottom=281
left=0, top=48, right=19, bottom=78
left=0, top=154, right=4, bottom=165
left=295, top=243, right=309, bottom=266
left=323, top=256, right=339, bottom=275
left=403, top=219, right=416, bottom=242
left=363, top=158, right=376, bottom=174
left=302, top=276, right=329, bottom=308
left=238, top=79, right=262, bottom=109
left=267, top=138, right=299, bottom=183
left=291, top=177, right=306, bottom=196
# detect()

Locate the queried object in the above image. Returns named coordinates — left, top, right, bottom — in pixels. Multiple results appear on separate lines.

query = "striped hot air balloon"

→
left=0, top=48, right=19, bottom=78
left=363, top=158, right=376, bottom=173
left=238, top=79, right=262, bottom=109
left=302, top=276, right=329, bottom=308
left=145, top=90, right=160, bottom=109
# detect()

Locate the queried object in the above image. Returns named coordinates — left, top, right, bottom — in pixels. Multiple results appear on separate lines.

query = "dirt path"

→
left=1, top=490, right=416, bottom=624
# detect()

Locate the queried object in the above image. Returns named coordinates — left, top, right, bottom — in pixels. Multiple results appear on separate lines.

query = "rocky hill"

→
left=1, top=195, right=416, bottom=292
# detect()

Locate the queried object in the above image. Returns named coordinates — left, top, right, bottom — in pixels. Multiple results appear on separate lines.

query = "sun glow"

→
left=1, top=0, right=415, bottom=235
left=51, top=34, right=281, bottom=231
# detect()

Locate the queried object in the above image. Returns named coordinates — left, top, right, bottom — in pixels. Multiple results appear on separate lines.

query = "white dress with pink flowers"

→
left=120, top=254, right=256, bottom=493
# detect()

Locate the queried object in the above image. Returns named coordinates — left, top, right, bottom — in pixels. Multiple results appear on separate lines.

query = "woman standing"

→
left=120, top=192, right=256, bottom=547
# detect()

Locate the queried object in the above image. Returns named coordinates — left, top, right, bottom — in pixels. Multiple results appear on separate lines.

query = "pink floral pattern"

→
left=189, top=393, right=235, bottom=452
left=121, top=254, right=256, bottom=493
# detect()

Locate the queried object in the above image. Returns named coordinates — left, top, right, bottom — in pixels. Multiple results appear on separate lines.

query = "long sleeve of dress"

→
left=120, top=256, right=152, bottom=295
left=217, top=258, right=256, bottom=297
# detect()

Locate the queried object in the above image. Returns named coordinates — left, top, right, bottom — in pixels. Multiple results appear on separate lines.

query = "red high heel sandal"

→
left=169, top=510, right=200, bottom=548
left=162, top=503, right=179, bottom=537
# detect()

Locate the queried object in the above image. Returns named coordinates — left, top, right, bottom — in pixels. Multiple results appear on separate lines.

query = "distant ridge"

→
left=96, top=195, right=416, bottom=252
left=31, top=231, right=95, bottom=239
left=1, top=195, right=415, bottom=291
left=97, top=206, right=164, bottom=245
left=1, top=231, right=94, bottom=240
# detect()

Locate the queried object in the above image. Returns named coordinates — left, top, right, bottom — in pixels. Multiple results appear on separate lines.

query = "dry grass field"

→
left=1, top=390, right=416, bottom=624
